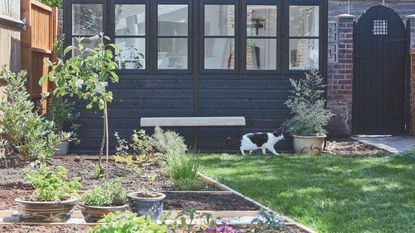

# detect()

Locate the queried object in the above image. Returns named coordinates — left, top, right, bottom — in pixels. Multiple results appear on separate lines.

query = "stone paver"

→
left=352, top=136, right=415, bottom=154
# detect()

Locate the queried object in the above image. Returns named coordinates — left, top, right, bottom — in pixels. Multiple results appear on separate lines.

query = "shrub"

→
left=281, top=70, right=334, bottom=136
left=40, top=0, right=62, bottom=8
left=0, top=66, right=69, bottom=161
left=88, top=212, right=167, bottom=233
left=23, top=164, right=81, bottom=201
left=81, top=180, right=128, bottom=206
left=167, top=153, right=201, bottom=181
left=150, top=127, right=187, bottom=157
left=114, top=130, right=159, bottom=165
left=173, top=178, right=205, bottom=191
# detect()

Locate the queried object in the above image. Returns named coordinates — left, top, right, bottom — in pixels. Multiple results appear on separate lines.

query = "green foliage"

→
left=173, top=178, right=205, bottom=191
left=115, top=130, right=159, bottom=164
left=81, top=180, right=128, bottom=206
left=88, top=212, right=167, bottom=233
left=42, top=34, right=119, bottom=110
left=0, top=66, right=69, bottom=161
left=150, top=127, right=187, bottom=157
left=281, top=70, right=334, bottom=136
left=167, top=153, right=202, bottom=181
left=46, top=96, right=80, bottom=144
left=24, top=164, right=81, bottom=201
left=40, top=0, right=62, bottom=8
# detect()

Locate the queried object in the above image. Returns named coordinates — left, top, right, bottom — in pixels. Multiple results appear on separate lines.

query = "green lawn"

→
left=194, top=153, right=415, bottom=233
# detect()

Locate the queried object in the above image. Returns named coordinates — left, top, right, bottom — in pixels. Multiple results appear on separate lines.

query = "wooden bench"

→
left=140, top=117, right=246, bottom=127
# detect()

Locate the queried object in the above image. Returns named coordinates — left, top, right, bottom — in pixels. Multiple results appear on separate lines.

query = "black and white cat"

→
left=240, top=131, right=284, bottom=155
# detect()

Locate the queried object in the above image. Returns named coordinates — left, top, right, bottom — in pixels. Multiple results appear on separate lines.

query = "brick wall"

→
left=327, top=14, right=354, bottom=136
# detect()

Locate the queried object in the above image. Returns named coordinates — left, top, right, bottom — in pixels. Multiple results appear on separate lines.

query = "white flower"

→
left=75, top=79, right=84, bottom=88
left=95, top=81, right=108, bottom=92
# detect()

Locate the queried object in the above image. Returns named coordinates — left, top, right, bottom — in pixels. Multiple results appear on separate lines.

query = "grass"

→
left=194, top=152, right=415, bottom=233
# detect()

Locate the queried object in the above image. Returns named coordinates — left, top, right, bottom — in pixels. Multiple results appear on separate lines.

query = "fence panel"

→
left=21, top=0, right=57, bottom=112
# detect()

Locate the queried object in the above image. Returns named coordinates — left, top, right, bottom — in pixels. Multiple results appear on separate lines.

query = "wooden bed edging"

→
left=199, top=173, right=318, bottom=233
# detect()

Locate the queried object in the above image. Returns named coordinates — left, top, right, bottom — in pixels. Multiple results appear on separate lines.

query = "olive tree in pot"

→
left=15, top=164, right=81, bottom=222
left=79, top=180, right=128, bottom=223
left=281, top=70, right=334, bottom=154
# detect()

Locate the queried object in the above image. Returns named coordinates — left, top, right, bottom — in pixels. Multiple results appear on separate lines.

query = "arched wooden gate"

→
left=353, top=5, right=408, bottom=135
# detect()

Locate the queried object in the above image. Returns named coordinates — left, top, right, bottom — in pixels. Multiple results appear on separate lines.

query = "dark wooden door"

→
left=353, top=5, right=407, bottom=135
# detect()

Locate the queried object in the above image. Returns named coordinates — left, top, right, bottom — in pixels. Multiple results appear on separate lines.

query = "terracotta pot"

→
left=292, top=135, right=326, bottom=154
left=15, top=197, right=77, bottom=223
left=79, top=204, right=129, bottom=223
left=128, top=192, right=166, bottom=221
left=55, top=141, right=69, bottom=156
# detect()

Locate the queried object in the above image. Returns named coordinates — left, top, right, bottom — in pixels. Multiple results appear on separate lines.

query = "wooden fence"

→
left=21, top=0, right=58, bottom=111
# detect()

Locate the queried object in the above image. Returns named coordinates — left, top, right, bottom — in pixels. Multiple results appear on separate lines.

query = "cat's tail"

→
left=225, top=137, right=238, bottom=146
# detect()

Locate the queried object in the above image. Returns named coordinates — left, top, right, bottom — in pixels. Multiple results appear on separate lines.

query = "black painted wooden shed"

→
left=64, top=0, right=328, bottom=153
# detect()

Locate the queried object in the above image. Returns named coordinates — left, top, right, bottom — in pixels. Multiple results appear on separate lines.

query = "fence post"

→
left=407, top=15, right=415, bottom=135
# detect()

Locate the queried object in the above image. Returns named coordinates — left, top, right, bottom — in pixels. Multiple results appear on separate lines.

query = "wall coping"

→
left=336, top=13, right=355, bottom=19
left=406, top=14, right=415, bottom=19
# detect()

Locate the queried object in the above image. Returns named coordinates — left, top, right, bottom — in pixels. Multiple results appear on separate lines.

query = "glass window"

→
left=204, top=5, right=235, bottom=70
left=158, top=4, right=189, bottom=70
left=246, top=5, right=277, bottom=70
left=289, top=6, right=319, bottom=70
left=115, top=4, right=146, bottom=70
left=72, top=4, right=103, bottom=36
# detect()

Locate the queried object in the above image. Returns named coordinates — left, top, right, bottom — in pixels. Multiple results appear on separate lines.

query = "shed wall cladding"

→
left=65, top=0, right=328, bottom=153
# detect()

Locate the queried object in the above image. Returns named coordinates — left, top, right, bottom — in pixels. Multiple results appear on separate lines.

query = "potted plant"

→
left=128, top=191, right=166, bottom=221
left=281, top=70, right=334, bottom=153
left=79, top=180, right=129, bottom=223
left=46, top=96, right=80, bottom=156
left=15, top=164, right=81, bottom=222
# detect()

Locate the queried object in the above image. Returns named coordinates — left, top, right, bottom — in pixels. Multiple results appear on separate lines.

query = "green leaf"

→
left=64, top=46, right=76, bottom=55
left=39, top=75, right=48, bottom=85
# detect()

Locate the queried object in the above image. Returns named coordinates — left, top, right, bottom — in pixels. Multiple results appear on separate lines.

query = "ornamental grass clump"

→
left=23, top=164, right=81, bottom=201
left=281, top=69, right=334, bottom=136
left=0, top=66, right=69, bottom=162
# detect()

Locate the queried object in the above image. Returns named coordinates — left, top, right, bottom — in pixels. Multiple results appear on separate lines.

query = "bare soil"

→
left=0, top=224, right=88, bottom=233
left=164, top=192, right=260, bottom=211
left=325, top=137, right=386, bottom=155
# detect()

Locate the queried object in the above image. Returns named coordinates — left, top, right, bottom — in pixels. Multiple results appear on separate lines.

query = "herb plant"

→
left=150, top=127, right=187, bottom=157
left=251, top=209, right=291, bottom=233
left=281, top=70, right=334, bottom=136
left=88, top=212, right=167, bottom=233
left=172, top=177, right=205, bottom=191
left=23, top=164, right=81, bottom=201
left=0, top=66, right=69, bottom=161
left=81, top=180, right=128, bottom=206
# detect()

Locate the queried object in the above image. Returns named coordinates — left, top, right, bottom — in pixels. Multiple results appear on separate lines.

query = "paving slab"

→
left=352, top=136, right=415, bottom=154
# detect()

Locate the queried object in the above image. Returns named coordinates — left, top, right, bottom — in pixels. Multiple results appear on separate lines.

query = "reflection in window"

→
left=72, top=37, right=100, bottom=56
left=247, top=5, right=277, bottom=37
left=115, top=5, right=145, bottom=36
left=205, top=5, right=235, bottom=36
left=289, top=39, right=319, bottom=70
left=247, top=39, right=277, bottom=70
left=204, top=5, right=235, bottom=70
left=205, top=38, right=235, bottom=70
left=289, top=6, right=319, bottom=37
left=289, top=6, right=319, bottom=70
left=115, top=38, right=145, bottom=69
left=72, top=4, right=103, bottom=35
left=158, top=5, right=188, bottom=70
left=246, top=5, right=277, bottom=70
left=115, top=4, right=146, bottom=70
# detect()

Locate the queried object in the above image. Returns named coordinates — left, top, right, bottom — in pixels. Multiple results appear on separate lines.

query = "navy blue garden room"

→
left=63, top=0, right=328, bottom=153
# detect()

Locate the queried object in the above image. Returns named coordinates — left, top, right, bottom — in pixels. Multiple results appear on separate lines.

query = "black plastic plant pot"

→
left=128, top=192, right=166, bottom=221
left=79, top=204, right=129, bottom=223
left=15, top=197, right=77, bottom=223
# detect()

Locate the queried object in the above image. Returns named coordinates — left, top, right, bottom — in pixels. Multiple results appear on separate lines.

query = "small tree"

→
left=41, top=34, right=119, bottom=176
left=281, top=70, right=334, bottom=136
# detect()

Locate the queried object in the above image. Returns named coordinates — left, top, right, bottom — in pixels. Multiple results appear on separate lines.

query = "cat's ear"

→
left=272, top=131, right=280, bottom=137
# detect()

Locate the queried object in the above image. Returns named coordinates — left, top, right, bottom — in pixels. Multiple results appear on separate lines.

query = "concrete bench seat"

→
left=140, top=116, right=246, bottom=127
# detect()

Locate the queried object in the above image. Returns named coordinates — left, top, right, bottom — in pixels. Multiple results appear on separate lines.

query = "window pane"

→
left=158, top=38, right=188, bottom=69
left=289, top=39, right=319, bottom=70
left=205, top=5, right=235, bottom=36
left=158, top=5, right=188, bottom=36
left=72, top=4, right=103, bottom=35
left=247, top=5, right=277, bottom=37
left=115, top=5, right=145, bottom=36
left=71, top=37, right=100, bottom=56
left=115, top=38, right=146, bottom=69
left=204, top=38, right=235, bottom=69
left=289, top=6, right=319, bottom=37
left=247, top=39, right=277, bottom=70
